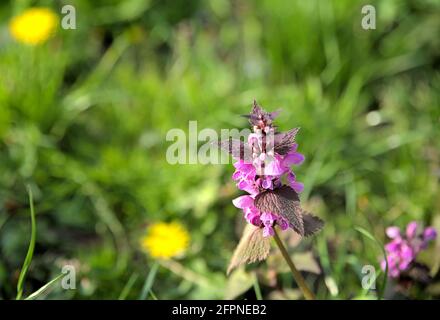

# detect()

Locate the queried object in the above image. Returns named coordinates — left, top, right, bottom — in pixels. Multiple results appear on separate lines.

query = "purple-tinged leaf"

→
left=217, top=138, right=253, bottom=162
left=274, top=128, right=300, bottom=155
left=302, top=212, right=324, bottom=237
left=248, top=100, right=280, bottom=127
left=406, top=262, right=432, bottom=284
left=254, top=185, right=304, bottom=236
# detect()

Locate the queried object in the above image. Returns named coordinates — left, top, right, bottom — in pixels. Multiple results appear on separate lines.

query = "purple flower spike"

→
left=221, top=101, right=325, bottom=274
left=218, top=101, right=324, bottom=242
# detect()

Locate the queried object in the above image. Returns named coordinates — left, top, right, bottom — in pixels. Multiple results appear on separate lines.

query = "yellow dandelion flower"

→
left=9, top=8, right=58, bottom=45
left=141, top=222, right=190, bottom=259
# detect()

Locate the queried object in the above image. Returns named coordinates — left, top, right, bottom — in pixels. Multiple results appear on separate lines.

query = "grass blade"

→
left=354, top=226, right=388, bottom=300
left=149, top=290, right=158, bottom=300
left=118, top=272, right=139, bottom=300
left=16, top=186, right=37, bottom=300
left=138, top=262, right=159, bottom=300
left=25, top=273, right=64, bottom=300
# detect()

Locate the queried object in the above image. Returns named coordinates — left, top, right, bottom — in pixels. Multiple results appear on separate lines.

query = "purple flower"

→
left=261, top=212, right=277, bottom=226
left=423, top=227, right=437, bottom=242
left=287, top=172, right=304, bottom=193
left=262, top=226, right=275, bottom=237
left=381, top=221, right=437, bottom=278
left=260, top=212, right=292, bottom=236
left=386, top=226, right=401, bottom=239
left=261, top=176, right=274, bottom=190
left=246, top=210, right=262, bottom=227
left=283, top=144, right=305, bottom=166
left=277, top=216, right=289, bottom=231
left=242, top=130, right=305, bottom=195
left=262, top=155, right=284, bottom=176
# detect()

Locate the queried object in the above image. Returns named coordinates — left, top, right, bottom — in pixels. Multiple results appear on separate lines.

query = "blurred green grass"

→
left=0, top=0, right=439, bottom=299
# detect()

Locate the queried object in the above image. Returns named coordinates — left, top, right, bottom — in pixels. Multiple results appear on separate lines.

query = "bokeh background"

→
left=1, top=0, right=439, bottom=300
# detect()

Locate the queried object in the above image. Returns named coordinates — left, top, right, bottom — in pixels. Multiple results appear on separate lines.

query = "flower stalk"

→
left=273, top=228, right=316, bottom=300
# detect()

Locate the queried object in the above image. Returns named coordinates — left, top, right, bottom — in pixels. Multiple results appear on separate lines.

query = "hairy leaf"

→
left=406, top=263, right=431, bottom=284
left=246, top=100, right=280, bottom=127
left=217, top=138, right=252, bottom=162
left=302, top=212, right=324, bottom=237
left=227, top=224, right=270, bottom=275
left=254, top=185, right=304, bottom=236
left=274, top=128, right=300, bottom=155
left=224, top=268, right=255, bottom=299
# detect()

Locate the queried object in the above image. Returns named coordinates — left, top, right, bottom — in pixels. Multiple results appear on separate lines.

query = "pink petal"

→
left=290, top=181, right=304, bottom=193
left=406, top=221, right=418, bottom=239
left=283, top=152, right=305, bottom=166
left=260, top=212, right=276, bottom=226
left=386, top=226, right=401, bottom=239
left=246, top=211, right=262, bottom=226
left=423, top=227, right=437, bottom=242
left=262, top=226, right=275, bottom=237
left=261, top=177, right=273, bottom=190
left=264, top=156, right=285, bottom=176
left=232, top=195, right=253, bottom=209
left=277, top=217, right=289, bottom=230
left=232, top=170, right=241, bottom=180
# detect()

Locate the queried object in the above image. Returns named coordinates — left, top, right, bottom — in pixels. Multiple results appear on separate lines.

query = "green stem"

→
left=273, top=229, right=316, bottom=300
left=16, top=186, right=37, bottom=300
left=118, top=272, right=139, bottom=300
left=253, top=273, right=263, bottom=300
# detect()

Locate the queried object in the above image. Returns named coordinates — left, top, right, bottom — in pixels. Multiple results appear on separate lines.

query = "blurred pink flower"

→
left=381, top=221, right=437, bottom=278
